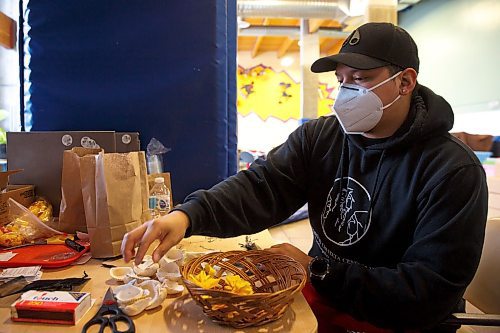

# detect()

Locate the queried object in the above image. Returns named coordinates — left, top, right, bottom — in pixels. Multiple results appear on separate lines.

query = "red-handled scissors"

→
left=81, top=287, right=135, bottom=333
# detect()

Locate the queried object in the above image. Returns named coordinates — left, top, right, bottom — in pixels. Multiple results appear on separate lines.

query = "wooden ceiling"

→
left=235, top=0, right=424, bottom=58
left=237, top=17, right=346, bottom=58
left=0, top=11, right=16, bottom=49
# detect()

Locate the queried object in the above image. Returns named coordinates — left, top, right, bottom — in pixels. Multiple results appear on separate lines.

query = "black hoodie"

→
left=176, top=85, right=488, bottom=330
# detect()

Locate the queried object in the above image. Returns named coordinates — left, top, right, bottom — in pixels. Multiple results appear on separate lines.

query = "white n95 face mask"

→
left=333, top=71, right=402, bottom=135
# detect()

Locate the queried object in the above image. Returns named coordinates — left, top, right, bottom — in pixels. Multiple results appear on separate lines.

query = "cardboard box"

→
left=11, top=290, right=91, bottom=325
left=0, top=170, right=35, bottom=225
left=6, top=131, right=140, bottom=215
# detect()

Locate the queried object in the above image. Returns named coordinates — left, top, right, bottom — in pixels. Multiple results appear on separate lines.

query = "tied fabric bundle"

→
left=80, top=151, right=148, bottom=258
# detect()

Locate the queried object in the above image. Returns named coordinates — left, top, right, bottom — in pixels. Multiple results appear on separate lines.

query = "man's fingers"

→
left=265, top=243, right=288, bottom=253
left=265, top=247, right=283, bottom=255
left=133, top=230, right=154, bottom=265
left=121, top=223, right=148, bottom=263
left=121, top=233, right=135, bottom=263
left=121, top=214, right=188, bottom=264
left=133, top=221, right=165, bottom=265
left=152, top=237, right=178, bottom=262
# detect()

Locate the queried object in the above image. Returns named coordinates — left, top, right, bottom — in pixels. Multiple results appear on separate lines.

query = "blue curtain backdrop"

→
left=21, top=0, right=237, bottom=203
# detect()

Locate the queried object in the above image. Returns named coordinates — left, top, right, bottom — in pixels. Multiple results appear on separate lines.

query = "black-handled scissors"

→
left=82, top=287, right=135, bottom=333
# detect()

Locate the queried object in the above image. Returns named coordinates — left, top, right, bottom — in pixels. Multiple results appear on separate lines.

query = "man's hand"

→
left=121, top=210, right=190, bottom=265
left=265, top=243, right=312, bottom=274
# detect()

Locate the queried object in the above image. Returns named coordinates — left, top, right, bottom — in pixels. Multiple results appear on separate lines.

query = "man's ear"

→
left=399, top=68, right=417, bottom=95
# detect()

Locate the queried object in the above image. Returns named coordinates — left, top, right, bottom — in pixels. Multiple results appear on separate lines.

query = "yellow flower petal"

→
left=224, top=275, right=254, bottom=295
left=189, top=270, right=220, bottom=290
left=204, top=264, right=216, bottom=277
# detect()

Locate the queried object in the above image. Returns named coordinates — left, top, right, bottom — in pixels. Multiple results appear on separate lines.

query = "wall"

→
left=238, top=0, right=500, bottom=142
left=22, top=0, right=237, bottom=203
left=237, top=51, right=338, bottom=152
left=0, top=1, right=19, bottom=132
left=399, top=0, right=500, bottom=134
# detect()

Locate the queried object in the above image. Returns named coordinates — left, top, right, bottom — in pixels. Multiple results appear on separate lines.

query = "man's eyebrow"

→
left=335, top=69, right=356, bottom=76
left=338, top=68, right=366, bottom=75
left=352, top=69, right=369, bottom=75
left=335, top=68, right=371, bottom=77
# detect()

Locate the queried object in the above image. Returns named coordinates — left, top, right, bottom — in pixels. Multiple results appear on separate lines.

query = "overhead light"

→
left=237, top=16, right=250, bottom=29
left=280, top=56, right=294, bottom=67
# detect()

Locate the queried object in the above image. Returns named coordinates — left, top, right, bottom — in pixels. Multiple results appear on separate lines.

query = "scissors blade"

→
left=102, top=287, right=117, bottom=305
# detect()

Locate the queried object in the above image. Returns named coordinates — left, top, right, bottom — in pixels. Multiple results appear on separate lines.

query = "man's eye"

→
left=354, top=77, right=365, bottom=81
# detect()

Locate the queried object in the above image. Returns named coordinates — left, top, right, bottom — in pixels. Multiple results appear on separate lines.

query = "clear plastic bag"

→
left=146, top=138, right=171, bottom=174
left=1, top=198, right=63, bottom=246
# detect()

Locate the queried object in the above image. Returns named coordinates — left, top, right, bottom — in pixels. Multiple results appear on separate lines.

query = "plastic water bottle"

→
left=149, top=177, right=171, bottom=218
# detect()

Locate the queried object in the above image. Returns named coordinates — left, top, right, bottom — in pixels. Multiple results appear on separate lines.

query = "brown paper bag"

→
left=58, top=147, right=102, bottom=233
left=81, top=151, right=148, bottom=258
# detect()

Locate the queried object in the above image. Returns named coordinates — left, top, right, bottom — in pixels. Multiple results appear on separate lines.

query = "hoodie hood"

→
left=349, top=84, right=454, bottom=151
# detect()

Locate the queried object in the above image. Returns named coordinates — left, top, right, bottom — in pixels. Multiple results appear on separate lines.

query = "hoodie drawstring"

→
left=368, top=149, right=386, bottom=218
left=336, top=137, right=386, bottom=225
left=335, top=136, right=349, bottom=221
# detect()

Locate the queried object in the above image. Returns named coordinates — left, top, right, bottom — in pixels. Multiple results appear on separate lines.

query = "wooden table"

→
left=487, top=176, right=500, bottom=218
left=0, top=230, right=318, bottom=332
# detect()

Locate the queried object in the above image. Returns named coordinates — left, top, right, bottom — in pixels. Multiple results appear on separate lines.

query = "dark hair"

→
left=387, top=65, right=403, bottom=75
left=386, top=64, right=420, bottom=95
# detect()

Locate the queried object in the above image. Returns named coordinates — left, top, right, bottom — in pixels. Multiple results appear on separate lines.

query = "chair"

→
left=444, top=217, right=500, bottom=332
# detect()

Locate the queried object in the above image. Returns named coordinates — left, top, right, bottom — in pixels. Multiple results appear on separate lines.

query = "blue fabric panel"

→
left=226, top=0, right=238, bottom=176
left=24, top=0, right=237, bottom=203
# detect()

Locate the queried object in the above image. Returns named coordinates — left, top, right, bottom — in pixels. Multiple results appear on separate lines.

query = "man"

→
left=122, top=23, right=487, bottom=332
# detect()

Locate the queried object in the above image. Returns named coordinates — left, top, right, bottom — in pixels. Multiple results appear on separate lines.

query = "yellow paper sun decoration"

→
left=189, top=270, right=220, bottom=290
left=188, top=264, right=254, bottom=296
left=223, top=274, right=254, bottom=295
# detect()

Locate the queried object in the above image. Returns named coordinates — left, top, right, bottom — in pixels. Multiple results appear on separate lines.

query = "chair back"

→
left=464, top=217, right=500, bottom=314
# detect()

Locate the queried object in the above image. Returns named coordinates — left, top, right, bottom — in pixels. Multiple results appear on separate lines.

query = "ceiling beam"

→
left=251, top=18, right=269, bottom=58
left=325, top=39, right=344, bottom=56
left=308, top=19, right=324, bottom=33
left=239, top=26, right=350, bottom=39
left=251, top=35, right=264, bottom=58
left=0, top=11, right=15, bottom=49
left=277, top=37, right=294, bottom=58
left=320, top=37, right=338, bottom=50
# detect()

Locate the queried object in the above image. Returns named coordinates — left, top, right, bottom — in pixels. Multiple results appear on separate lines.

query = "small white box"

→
left=11, top=290, right=91, bottom=325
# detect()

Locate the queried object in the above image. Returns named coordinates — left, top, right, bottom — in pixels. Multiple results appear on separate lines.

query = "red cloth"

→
left=302, top=283, right=393, bottom=333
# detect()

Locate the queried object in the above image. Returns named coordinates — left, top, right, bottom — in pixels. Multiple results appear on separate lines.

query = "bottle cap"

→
left=154, top=177, right=165, bottom=184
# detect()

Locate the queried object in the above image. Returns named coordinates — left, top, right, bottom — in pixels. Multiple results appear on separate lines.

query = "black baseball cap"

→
left=311, top=22, right=419, bottom=73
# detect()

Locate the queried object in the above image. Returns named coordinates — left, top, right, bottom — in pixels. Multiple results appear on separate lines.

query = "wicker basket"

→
left=181, top=250, right=307, bottom=328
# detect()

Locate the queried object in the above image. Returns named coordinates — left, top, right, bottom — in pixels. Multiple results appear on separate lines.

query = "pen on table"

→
left=64, top=238, right=85, bottom=252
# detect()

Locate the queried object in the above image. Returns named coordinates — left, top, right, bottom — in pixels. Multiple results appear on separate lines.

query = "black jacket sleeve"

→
left=175, top=124, right=311, bottom=238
